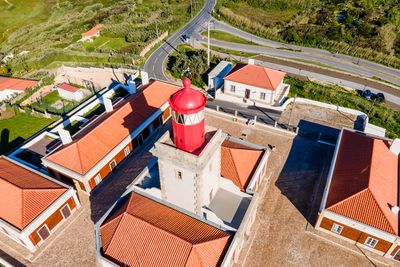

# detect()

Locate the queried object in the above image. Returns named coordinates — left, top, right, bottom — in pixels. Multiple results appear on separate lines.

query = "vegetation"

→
left=217, top=0, right=400, bottom=68
left=0, top=111, right=56, bottom=154
left=208, top=45, right=257, bottom=58
left=202, top=30, right=258, bottom=45
left=167, top=45, right=224, bottom=87
left=287, top=76, right=400, bottom=138
left=0, top=0, right=204, bottom=75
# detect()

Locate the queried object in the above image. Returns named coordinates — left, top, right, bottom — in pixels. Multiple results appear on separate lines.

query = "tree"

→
left=377, top=23, right=397, bottom=53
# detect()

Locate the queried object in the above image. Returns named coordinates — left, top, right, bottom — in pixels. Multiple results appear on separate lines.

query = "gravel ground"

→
left=279, top=103, right=356, bottom=130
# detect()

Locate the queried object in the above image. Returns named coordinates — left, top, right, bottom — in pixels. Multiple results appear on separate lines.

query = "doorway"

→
left=245, top=89, right=250, bottom=99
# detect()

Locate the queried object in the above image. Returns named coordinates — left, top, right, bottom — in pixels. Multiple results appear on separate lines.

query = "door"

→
left=245, top=89, right=250, bottom=99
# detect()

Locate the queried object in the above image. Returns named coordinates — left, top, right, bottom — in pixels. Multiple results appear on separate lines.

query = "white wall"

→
left=199, top=147, right=221, bottom=207
left=224, top=80, right=281, bottom=105
left=57, top=88, right=84, bottom=101
left=0, top=89, right=23, bottom=102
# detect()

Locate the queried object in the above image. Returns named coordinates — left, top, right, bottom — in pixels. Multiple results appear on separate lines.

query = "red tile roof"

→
left=326, top=130, right=399, bottom=234
left=100, top=193, right=232, bottom=267
left=220, top=140, right=264, bottom=191
left=224, top=64, right=286, bottom=91
left=46, top=80, right=179, bottom=175
left=82, top=24, right=104, bottom=37
left=57, top=83, right=80, bottom=93
left=0, top=158, right=66, bottom=230
left=0, top=76, right=38, bottom=91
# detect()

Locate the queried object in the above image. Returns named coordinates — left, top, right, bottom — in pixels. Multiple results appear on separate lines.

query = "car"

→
left=372, top=92, right=385, bottom=102
left=182, top=34, right=190, bottom=43
left=362, top=89, right=373, bottom=100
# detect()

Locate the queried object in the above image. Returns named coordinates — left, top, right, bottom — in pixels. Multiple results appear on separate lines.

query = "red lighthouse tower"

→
left=169, top=78, right=207, bottom=152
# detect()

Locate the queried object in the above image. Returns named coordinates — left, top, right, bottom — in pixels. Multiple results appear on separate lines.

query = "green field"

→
left=202, top=30, right=258, bottom=45
left=0, top=0, right=54, bottom=43
left=217, top=0, right=400, bottom=68
left=1, top=0, right=205, bottom=74
left=0, top=112, right=56, bottom=154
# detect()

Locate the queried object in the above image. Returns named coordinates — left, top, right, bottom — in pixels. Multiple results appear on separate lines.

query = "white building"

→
left=208, top=60, right=233, bottom=90
left=56, top=83, right=87, bottom=101
left=0, top=76, right=38, bottom=102
left=216, top=61, right=290, bottom=107
left=80, top=24, right=104, bottom=42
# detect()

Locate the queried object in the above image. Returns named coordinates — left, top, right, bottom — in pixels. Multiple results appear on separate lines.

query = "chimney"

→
left=104, top=97, right=113, bottom=112
left=391, top=205, right=400, bottom=215
left=127, top=75, right=137, bottom=94
left=390, top=139, right=400, bottom=155
left=58, top=129, right=72, bottom=145
left=141, top=71, right=149, bottom=85
left=248, top=58, right=255, bottom=65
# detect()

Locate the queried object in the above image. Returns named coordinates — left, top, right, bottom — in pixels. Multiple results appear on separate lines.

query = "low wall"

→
left=140, top=31, right=168, bottom=57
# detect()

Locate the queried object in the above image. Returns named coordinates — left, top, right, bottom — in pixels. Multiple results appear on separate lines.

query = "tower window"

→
left=176, top=170, right=182, bottom=180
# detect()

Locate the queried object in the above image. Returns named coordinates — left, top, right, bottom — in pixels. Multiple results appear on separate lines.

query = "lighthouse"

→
left=169, top=77, right=207, bottom=152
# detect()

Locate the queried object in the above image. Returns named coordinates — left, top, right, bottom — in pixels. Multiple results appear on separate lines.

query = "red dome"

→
left=169, top=78, right=207, bottom=114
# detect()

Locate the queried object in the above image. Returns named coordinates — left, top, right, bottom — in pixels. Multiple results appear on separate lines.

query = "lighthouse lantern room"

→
left=169, top=78, right=207, bottom=152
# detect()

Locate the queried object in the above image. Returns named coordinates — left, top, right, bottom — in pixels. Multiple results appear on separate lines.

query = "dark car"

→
left=372, top=92, right=385, bottom=102
left=182, top=34, right=190, bottom=43
left=362, top=89, right=373, bottom=100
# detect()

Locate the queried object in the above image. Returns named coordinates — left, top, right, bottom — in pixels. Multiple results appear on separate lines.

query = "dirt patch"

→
left=279, top=103, right=356, bottom=130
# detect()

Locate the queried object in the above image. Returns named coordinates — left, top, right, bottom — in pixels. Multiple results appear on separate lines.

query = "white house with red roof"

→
left=0, top=76, right=38, bottom=102
left=95, top=78, right=270, bottom=267
left=216, top=60, right=290, bottom=106
left=316, top=129, right=400, bottom=261
left=56, top=83, right=87, bottom=101
left=80, top=24, right=104, bottom=42
left=0, top=156, right=80, bottom=252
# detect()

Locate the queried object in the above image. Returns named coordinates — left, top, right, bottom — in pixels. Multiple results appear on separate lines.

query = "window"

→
left=260, top=92, right=266, bottom=100
left=38, top=225, right=50, bottom=241
left=176, top=170, right=182, bottom=180
left=60, top=204, right=72, bottom=219
left=331, top=223, right=343, bottom=234
left=109, top=159, right=117, bottom=171
left=365, top=237, right=378, bottom=248
left=230, top=85, right=236, bottom=93
left=124, top=146, right=130, bottom=157
left=94, top=174, right=102, bottom=185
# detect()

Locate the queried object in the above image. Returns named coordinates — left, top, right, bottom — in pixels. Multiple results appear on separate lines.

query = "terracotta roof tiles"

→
left=57, top=83, right=80, bottom=93
left=100, top=193, right=232, bottom=267
left=0, top=158, right=66, bottom=230
left=326, top=130, right=399, bottom=234
left=220, top=140, right=264, bottom=191
left=224, top=64, right=286, bottom=91
left=82, top=24, right=104, bottom=37
left=0, top=76, right=38, bottom=91
left=45, top=80, right=179, bottom=175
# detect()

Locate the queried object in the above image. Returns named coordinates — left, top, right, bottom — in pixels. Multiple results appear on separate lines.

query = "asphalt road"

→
left=143, top=0, right=216, bottom=81
left=207, top=20, right=400, bottom=87
left=206, top=99, right=282, bottom=125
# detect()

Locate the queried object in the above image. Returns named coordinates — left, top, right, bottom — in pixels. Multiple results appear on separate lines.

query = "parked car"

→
left=182, top=34, right=190, bottom=43
left=372, top=92, right=385, bottom=102
left=362, top=89, right=373, bottom=100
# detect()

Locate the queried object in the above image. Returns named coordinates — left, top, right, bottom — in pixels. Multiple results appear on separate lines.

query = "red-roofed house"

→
left=98, top=192, right=232, bottom=267
left=56, top=83, right=87, bottom=101
left=219, top=62, right=290, bottom=106
left=316, top=129, right=400, bottom=261
left=0, top=76, right=38, bottom=102
left=80, top=24, right=104, bottom=42
left=42, top=80, right=179, bottom=193
left=0, top=156, right=80, bottom=252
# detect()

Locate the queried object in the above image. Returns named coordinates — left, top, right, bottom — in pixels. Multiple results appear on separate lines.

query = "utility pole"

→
left=207, top=21, right=210, bottom=67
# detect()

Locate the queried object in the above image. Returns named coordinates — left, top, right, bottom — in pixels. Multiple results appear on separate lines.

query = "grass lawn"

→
left=287, top=76, right=400, bottom=138
left=41, top=90, right=60, bottom=104
left=208, top=45, right=257, bottom=58
left=83, top=36, right=130, bottom=51
left=202, top=30, right=258, bottom=45
left=0, top=0, right=53, bottom=43
left=0, top=112, right=56, bottom=154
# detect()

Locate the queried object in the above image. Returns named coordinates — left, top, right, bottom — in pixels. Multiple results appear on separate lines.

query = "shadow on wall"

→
left=0, top=248, right=27, bottom=267
left=275, top=120, right=337, bottom=226
left=0, top=128, right=25, bottom=155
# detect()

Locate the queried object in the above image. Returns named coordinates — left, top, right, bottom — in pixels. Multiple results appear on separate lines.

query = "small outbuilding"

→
left=56, top=83, right=86, bottom=101
left=0, top=76, right=38, bottom=102
left=208, top=61, right=232, bottom=90
left=80, top=24, right=104, bottom=42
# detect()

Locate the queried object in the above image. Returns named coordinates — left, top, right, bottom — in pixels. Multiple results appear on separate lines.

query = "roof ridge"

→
left=0, top=175, right=25, bottom=189
left=327, top=188, right=369, bottom=210
left=20, top=189, right=25, bottom=229
left=366, top=187, right=397, bottom=234
left=124, top=212, right=194, bottom=246
left=226, top=147, right=242, bottom=188
left=103, top=213, right=126, bottom=254
left=262, top=66, right=274, bottom=89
